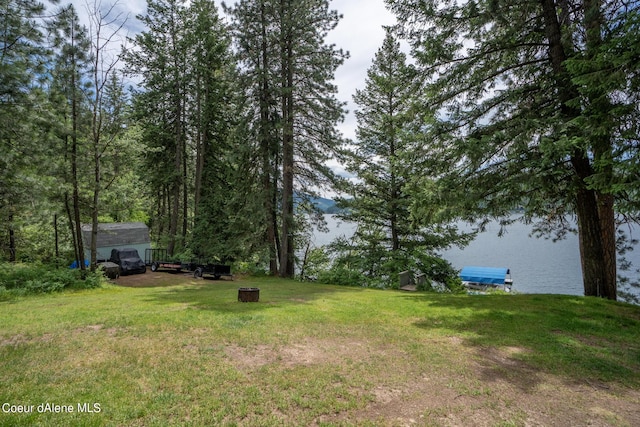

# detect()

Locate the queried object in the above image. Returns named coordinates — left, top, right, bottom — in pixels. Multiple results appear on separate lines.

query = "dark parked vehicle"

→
left=109, top=248, right=146, bottom=275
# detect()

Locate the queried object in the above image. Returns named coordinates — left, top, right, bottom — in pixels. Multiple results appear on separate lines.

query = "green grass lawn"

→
left=1, top=275, right=639, bottom=426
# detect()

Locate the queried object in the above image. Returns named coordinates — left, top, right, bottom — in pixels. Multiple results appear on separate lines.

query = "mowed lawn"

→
left=1, top=273, right=640, bottom=426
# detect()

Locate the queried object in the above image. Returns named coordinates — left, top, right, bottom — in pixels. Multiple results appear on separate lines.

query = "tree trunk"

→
left=72, top=144, right=85, bottom=272
left=65, top=193, right=79, bottom=266
left=573, top=181, right=607, bottom=296
left=261, top=119, right=279, bottom=275
left=540, top=0, right=614, bottom=298
left=584, top=0, right=617, bottom=300
left=279, top=0, right=295, bottom=278
left=182, top=131, right=188, bottom=239
left=389, top=92, right=399, bottom=252
left=91, top=84, right=100, bottom=271
left=168, top=97, right=182, bottom=256
left=71, top=52, right=85, bottom=273
left=8, top=208, right=16, bottom=262
left=91, top=152, right=99, bottom=270
left=258, top=0, right=280, bottom=275
left=54, top=214, right=59, bottom=260
left=168, top=158, right=180, bottom=256
left=194, top=73, right=204, bottom=219
left=598, top=193, right=617, bottom=299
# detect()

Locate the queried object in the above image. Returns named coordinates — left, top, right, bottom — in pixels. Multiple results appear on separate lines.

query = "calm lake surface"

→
left=311, top=214, right=640, bottom=296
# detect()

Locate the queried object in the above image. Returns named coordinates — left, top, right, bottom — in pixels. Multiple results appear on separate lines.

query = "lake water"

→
left=311, top=215, right=640, bottom=297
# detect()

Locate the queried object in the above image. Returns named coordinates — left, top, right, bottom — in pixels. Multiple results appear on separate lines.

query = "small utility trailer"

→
left=145, top=248, right=185, bottom=272
left=191, top=263, right=232, bottom=280
left=145, top=248, right=232, bottom=280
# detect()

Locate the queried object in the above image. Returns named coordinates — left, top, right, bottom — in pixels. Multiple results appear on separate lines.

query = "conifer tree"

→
left=47, top=4, right=93, bottom=270
left=186, top=0, right=246, bottom=261
left=0, top=0, right=48, bottom=261
left=224, top=0, right=282, bottom=274
left=338, top=29, right=465, bottom=285
left=388, top=0, right=640, bottom=299
left=225, top=0, right=347, bottom=277
left=125, top=0, right=190, bottom=255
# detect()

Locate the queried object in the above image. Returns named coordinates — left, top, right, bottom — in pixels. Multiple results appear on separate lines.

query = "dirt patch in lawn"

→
left=321, top=342, right=640, bottom=426
left=1, top=333, right=54, bottom=347
left=225, top=338, right=379, bottom=370
left=225, top=337, right=640, bottom=426
left=113, top=270, right=203, bottom=287
left=113, top=267, right=240, bottom=288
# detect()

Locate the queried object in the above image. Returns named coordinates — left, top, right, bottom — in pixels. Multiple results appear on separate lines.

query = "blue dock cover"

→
left=460, top=266, right=510, bottom=285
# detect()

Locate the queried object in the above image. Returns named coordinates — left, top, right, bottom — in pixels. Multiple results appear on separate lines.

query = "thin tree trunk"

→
left=71, top=46, right=85, bottom=273
left=182, top=130, right=188, bottom=239
left=168, top=95, right=182, bottom=256
left=389, top=92, right=399, bottom=252
left=194, top=73, right=203, bottom=219
left=259, top=0, right=279, bottom=275
left=54, top=214, right=59, bottom=260
left=91, top=152, right=99, bottom=270
left=8, top=208, right=16, bottom=262
left=65, top=193, right=79, bottom=266
left=279, top=0, right=295, bottom=278
left=91, top=88, right=101, bottom=271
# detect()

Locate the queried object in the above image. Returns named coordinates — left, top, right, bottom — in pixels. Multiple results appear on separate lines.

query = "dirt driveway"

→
left=114, top=268, right=234, bottom=287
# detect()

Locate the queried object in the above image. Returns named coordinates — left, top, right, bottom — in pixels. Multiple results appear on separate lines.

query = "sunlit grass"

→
left=1, top=276, right=639, bottom=426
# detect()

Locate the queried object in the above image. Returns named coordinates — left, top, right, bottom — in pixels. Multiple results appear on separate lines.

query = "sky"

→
left=324, top=0, right=398, bottom=142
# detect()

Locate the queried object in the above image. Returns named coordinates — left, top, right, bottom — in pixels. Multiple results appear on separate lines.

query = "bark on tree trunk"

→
left=259, top=0, right=280, bottom=276
left=91, top=155, right=99, bottom=271
left=584, top=0, right=617, bottom=300
left=65, top=194, right=79, bottom=267
left=194, top=74, right=203, bottom=219
left=71, top=70, right=85, bottom=273
left=8, top=208, right=16, bottom=262
left=598, top=193, right=617, bottom=299
left=168, top=104, right=182, bottom=257
left=279, top=0, right=295, bottom=278
left=573, top=183, right=607, bottom=297
left=540, top=0, right=615, bottom=298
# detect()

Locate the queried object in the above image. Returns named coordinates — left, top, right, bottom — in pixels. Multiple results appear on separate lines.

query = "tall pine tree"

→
left=47, top=4, right=93, bottom=270
left=226, top=0, right=347, bottom=277
left=338, top=29, right=466, bottom=286
left=125, top=0, right=190, bottom=255
left=224, top=0, right=282, bottom=274
left=388, top=0, right=640, bottom=299
left=0, top=0, right=48, bottom=261
left=186, top=0, right=247, bottom=261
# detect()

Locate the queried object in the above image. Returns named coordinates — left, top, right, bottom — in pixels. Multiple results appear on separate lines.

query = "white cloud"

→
left=327, top=0, right=397, bottom=141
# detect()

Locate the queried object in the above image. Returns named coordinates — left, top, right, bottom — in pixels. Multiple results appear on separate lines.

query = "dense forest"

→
left=1, top=0, right=639, bottom=300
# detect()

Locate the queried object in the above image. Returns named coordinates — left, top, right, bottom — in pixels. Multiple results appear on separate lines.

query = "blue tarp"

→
left=70, top=259, right=89, bottom=269
left=460, top=266, right=510, bottom=285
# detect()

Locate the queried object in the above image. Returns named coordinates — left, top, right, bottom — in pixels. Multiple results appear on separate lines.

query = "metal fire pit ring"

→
left=238, top=287, right=260, bottom=302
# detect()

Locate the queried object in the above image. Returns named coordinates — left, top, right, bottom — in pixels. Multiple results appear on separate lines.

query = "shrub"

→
left=0, top=263, right=105, bottom=296
left=316, top=266, right=367, bottom=287
left=232, top=260, right=269, bottom=277
left=444, top=276, right=467, bottom=293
